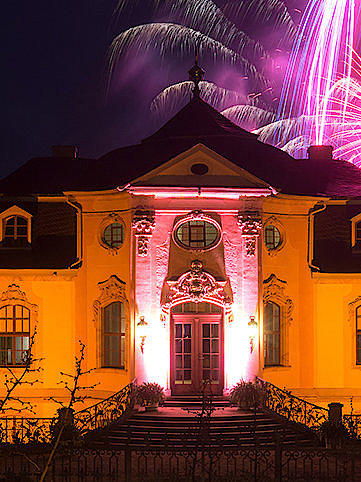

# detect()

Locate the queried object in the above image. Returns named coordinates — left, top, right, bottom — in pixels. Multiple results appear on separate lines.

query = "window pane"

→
left=264, top=225, right=281, bottom=250
left=111, top=336, right=120, bottom=366
left=175, top=220, right=219, bottom=249
left=357, top=333, right=361, bottom=364
left=103, top=223, right=124, bottom=248
left=264, top=302, right=281, bottom=366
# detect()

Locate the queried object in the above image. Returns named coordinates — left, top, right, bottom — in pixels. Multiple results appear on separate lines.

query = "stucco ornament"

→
left=263, top=274, right=294, bottom=324
left=132, top=210, right=155, bottom=256
left=0, top=283, right=38, bottom=318
left=245, top=238, right=256, bottom=256
left=348, top=295, right=361, bottom=324
left=93, top=275, right=127, bottom=322
left=237, top=211, right=262, bottom=236
left=1, top=284, right=28, bottom=302
left=237, top=211, right=262, bottom=257
left=166, top=260, right=230, bottom=305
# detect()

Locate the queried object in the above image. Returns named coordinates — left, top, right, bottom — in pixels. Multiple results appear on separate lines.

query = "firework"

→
left=276, top=0, right=356, bottom=148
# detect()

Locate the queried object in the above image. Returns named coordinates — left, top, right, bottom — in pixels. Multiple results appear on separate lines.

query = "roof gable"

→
left=129, top=143, right=272, bottom=190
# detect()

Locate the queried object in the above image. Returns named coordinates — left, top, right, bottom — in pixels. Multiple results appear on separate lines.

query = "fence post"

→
left=125, top=446, right=131, bottom=482
left=274, top=431, right=282, bottom=482
left=328, top=403, right=343, bottom=424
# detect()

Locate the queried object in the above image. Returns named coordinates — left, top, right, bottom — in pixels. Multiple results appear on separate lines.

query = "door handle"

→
left=198, top=355, right=204, bottom=360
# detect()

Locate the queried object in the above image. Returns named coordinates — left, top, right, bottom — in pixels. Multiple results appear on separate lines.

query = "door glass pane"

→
left=202, top=339, right=210, bottom=353
left=203, top=354, right=210, bottom=368
left=175, top=339, right=182, bottom=353
left=211, top=339, right=219, bottom=353
left=184, top=355, right=191, bottom=368
left=184, top=339, right=191, bottom=353
left=211, top=324, right=219, bottom=337
left=184, top=324, right=191, bottom=338
left=211, top=355, right=219, bottom=368
left=202, top=324, right=210, bottom=338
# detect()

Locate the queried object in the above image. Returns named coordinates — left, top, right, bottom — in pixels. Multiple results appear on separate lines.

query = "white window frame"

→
left=0, top=206, right=32, bottom=244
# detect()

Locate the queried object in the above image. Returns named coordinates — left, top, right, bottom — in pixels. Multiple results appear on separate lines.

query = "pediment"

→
left=130, top=144, right=272, bottom=189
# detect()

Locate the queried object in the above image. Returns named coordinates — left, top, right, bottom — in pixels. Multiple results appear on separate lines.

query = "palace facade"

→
left=1, top=81, right=361, bottom=416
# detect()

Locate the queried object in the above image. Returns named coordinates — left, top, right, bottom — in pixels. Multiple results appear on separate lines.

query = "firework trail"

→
left=110, top=1, right=361, bottom=164
left=109, top=0, right=299, bottom=98
left=150, top=81, right=248, bottom=120
left=276, top=0, right=356, bottom=149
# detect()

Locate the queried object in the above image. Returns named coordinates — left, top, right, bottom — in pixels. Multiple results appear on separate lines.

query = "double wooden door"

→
left=170, top=312, right=223, bottom=395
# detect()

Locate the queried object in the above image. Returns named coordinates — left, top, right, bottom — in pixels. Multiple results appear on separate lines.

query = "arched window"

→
left=264, top=301, right=280, bottom=366
left=102, top=302, right=125, bottom=368
left=0, top=305, right=30, bottom=366
left=3, top=216, right=28, bottom=246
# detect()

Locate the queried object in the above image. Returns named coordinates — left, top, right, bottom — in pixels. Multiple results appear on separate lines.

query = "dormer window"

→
left=0, top=206, right=32, bottom=247
left=4, top=216, right=28, bottom=244
left=350, top=213, right=361, bottom=248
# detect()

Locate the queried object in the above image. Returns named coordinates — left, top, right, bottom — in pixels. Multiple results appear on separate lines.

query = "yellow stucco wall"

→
left=0, top=190, right=134, bottom=417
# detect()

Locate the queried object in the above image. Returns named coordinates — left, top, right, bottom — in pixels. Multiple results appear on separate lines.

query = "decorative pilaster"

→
left=132, top=210, right=155, bottom=256
left=237, top=211, right=262, bottom=257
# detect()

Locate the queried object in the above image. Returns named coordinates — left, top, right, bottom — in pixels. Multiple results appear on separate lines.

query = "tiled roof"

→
left=1, top=96, right=361, bottom=198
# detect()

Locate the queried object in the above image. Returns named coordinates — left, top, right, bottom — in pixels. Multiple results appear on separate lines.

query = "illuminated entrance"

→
left=170, top=302, right=224, bottom=395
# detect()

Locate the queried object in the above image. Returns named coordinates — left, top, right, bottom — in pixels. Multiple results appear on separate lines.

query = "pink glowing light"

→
left=277, top=0, right=356, bottom=148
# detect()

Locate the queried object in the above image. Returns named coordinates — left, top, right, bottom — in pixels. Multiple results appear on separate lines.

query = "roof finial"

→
left=188, top=46, right=205, bottom=98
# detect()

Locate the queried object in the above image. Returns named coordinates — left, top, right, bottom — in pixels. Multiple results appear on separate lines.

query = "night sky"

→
left=1, top=0, right=310, bottom=179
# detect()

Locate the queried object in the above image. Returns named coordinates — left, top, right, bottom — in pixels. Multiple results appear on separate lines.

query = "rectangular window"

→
left=102, top=302, right=125, bottom=368
left=264, top=302, right=281, bottom=366
left=0, top=304, right=30, bottom=366
left=356, top=306, right=361, bottom=364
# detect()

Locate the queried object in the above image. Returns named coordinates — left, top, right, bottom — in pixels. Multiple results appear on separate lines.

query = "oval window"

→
left=174, top=219, right=220, bottom=250
left=103, top=223, right=124, bottom=248
left=264, top=225, right=281, bottom=250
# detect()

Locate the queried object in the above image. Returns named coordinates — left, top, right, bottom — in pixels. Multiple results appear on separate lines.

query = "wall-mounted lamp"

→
left=137, top=316, right=148, bottom=354
left=248, top=315, right=258, bottom=353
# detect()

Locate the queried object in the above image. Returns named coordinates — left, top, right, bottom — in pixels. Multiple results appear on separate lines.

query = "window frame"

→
left=101, top=301, right=126, bottom=369
left=0, top=305, right=30, bottom=367
left=264, top=301, right=281, bottom=366
left=98, top=214, right=126, bottom=254
left=0, top=206, right=32, bottom=245
left=263, top=217, right=285, bottom=256
left=173, top=213, right=222, bottom=252
left=0, top=284, right=38, bottom=368
left=263, top=274, right=293, bottom=369
left=93, top=275, right=129, bottom=371
left=356, top=305, right=361, bottom=365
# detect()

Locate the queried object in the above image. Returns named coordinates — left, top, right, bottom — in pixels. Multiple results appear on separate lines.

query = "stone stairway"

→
left=93, top=396, right=319, bottom=449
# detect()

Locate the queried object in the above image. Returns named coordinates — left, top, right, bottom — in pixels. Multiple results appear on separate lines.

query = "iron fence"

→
left=2, top=444, right=361, bottom=481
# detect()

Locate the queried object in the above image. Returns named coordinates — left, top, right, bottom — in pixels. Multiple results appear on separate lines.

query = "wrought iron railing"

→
left=0, top=380, right=135, bottom=444
left=0, top=416, right=54, bottom=444
left=256, top=377, right=328, bottom=430
left=74, top=379, right=135, bottom=436
left=343, top=414, right=361, bottom=438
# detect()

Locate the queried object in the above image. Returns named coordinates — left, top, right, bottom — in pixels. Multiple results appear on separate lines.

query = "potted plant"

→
left=317, top=420, right=349, bottom=449
left=229, top=380, right=267, bottom=410
left=135, top=382, right=165, bottom=411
